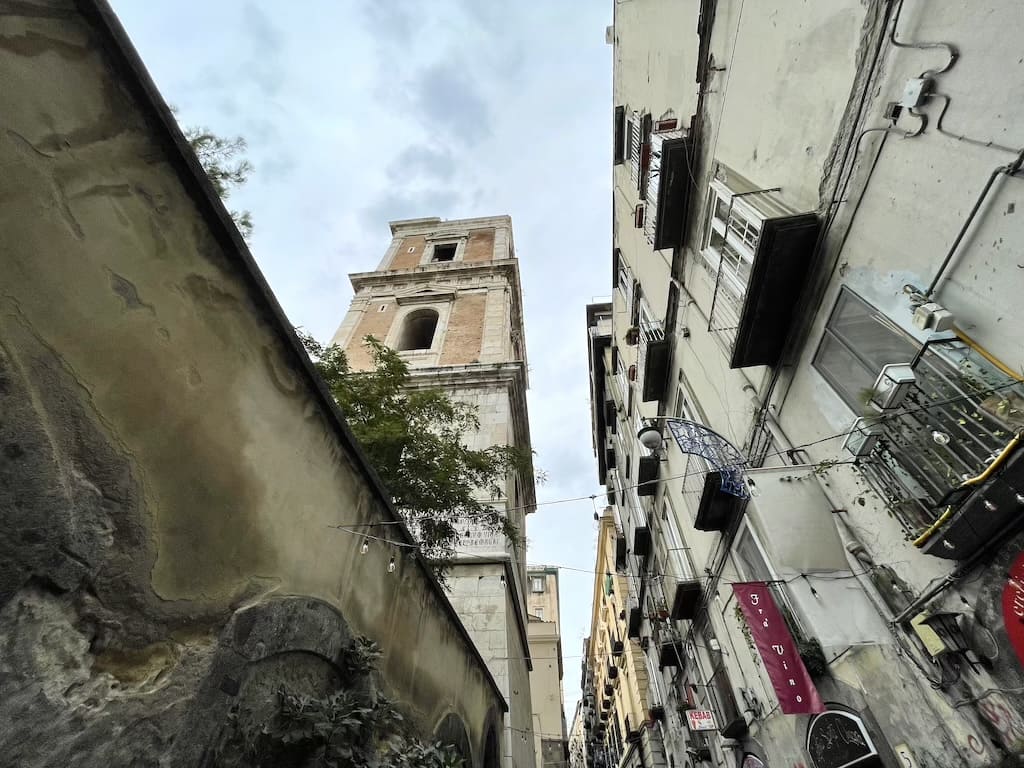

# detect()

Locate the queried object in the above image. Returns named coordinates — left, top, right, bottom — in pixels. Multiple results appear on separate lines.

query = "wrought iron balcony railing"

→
left=857, top=336, right=1024, bottom=554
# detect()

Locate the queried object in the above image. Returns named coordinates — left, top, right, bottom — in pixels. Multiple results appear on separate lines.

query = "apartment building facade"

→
left=333, top=216, right=537, bottom=768
left=581, top=509, right=669, bottom=768
left=528, top=567, right=569, bottom=768
left=585, top=2, right=1024, bottom=767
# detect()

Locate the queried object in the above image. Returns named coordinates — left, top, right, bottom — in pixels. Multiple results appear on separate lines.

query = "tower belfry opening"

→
left=397, top=308, right=438, bottom=351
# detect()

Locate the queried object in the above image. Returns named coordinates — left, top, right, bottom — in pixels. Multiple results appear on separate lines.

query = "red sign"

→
left=733, top=582, right=825, bottom=715
left=1002, top=552, right=1024, bottom=666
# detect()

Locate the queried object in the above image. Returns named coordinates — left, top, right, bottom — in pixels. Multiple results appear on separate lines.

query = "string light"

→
left=387, top=556, right=396, bottom=573
left=360, top=538, right=369, bottom=555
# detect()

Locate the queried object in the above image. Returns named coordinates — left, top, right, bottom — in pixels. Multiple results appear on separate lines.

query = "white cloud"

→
left=112, top=0, right=612, bottom=718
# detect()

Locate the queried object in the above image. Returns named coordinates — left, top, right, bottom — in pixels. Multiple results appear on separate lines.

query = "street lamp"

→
left=637, top=425, right=664, bottom=452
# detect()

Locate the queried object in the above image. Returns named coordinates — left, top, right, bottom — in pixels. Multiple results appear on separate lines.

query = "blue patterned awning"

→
left=664, top=419, right=748, bottom=498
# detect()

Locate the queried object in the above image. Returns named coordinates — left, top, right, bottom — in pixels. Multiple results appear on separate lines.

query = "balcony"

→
left=615, top=536, right=628, bottom=571
left=633, top=525, right=652, bottom=557
left=855, top=337, right=1024, bottom=560
left=702, top=176, right=819, bottom=368
left=637, top=455, right=660, bottom=497
left=643, top=129, right=695, bottom=252
left=627, top=606, right=643, bottom=639
left=670, top=579, right=703, bottom=621
left=695, top=470, right=748, bottom=531
left=638, top=317, right=672, bottom=403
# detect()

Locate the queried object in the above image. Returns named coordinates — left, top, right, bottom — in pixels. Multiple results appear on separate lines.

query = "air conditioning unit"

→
left=870, top=363, right=916, bottom=411
left=843, top=417, right=884, bottom=458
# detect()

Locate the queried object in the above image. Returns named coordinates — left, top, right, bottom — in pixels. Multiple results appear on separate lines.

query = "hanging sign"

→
left=685, top=709, right=717, bottom=731
left=733, top=582, right=825, bottom=715
left=1001, top=551, right=1024, bottom=667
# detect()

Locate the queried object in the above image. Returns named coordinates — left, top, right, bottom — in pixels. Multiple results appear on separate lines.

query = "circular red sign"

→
left=1001, top=552, right=1024, bottom=666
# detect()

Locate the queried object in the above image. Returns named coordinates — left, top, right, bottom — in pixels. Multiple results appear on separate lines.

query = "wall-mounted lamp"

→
left=637, top=425, right=664, bottom=453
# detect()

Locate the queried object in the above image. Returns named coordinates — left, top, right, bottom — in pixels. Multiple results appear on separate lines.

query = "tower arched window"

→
left=397, top=308, right=439, bottom=351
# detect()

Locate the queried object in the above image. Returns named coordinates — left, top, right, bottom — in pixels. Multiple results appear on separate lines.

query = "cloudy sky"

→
left=111, top=0, right=611, bottom=717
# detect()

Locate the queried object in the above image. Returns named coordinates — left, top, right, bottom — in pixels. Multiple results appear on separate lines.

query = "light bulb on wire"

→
left=360, top=538, right=369, bottom=555
left=388, top=556, right=396, bottom=573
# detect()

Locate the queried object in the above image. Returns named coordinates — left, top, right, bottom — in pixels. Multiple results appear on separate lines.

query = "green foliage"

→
left=173, top=108, right=255, bottom=241
left=219, top=637, right=464, bottom=768
left=298, top=332, right=532, bottom=573
left=796, top=636, right=829, bottom=679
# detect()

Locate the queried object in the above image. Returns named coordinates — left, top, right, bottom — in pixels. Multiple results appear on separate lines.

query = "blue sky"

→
left=111, top=0, right=612, bottom=716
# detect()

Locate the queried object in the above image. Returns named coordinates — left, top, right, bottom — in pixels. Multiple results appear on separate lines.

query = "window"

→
left=432, top=243, right=457, bottom=262
left=531, top=576, right=545, bottom=593
left=733, top=523, right=809, bottom=641
left=396, top=308, right=439, bottom=351
left=637, top=114, right=652, bottom=199
left=613, top=106, right=626, bottom=165
left=672, top=386, right=688, bottom=419
left=812, top=288, right=918, bottom=410
left=533, top=606, right=545, bottom=620
left=700, top=181, right=759, bottom=301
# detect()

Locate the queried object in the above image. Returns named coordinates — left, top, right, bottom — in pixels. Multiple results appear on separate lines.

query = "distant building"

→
left=585, top=1, right=1024, bottom=767
left=567, top=700, right=588, bottom=768
left=333, top=216, right=537, bottom=768
left=527, top=567, right=568, bottom=768
left=580, top=509, right=665, bottom=768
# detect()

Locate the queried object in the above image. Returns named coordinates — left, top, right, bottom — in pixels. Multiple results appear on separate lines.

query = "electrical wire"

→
left=928, top=93, right=1023, bottom=157
left=333, top=377, right=1020, bottom=528
left=889, top=0, right=958, bottom=77
left=335, top=522, right=884, bottom=588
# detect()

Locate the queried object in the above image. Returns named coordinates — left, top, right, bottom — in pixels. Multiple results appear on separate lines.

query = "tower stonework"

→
left=333, top=216, right=537, bottom=768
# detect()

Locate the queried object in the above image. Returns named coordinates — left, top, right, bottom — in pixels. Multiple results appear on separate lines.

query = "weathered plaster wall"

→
left=0, top=2, right=504, bottom=765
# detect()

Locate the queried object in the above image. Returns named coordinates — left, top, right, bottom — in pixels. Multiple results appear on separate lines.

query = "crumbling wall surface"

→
left=0, top=2, right=503, bottom=765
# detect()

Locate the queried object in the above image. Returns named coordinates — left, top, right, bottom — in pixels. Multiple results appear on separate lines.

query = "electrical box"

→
left=912, top=302, right=956, bottom=332
left=871, top=363, right=917, bottom=410
left=843, top=417, right=883, bottom=458
left=898, top=78, right=930, bottom=109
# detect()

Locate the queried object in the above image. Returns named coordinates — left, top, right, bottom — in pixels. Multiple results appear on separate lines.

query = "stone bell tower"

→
left=332, top=215, right=537, bottom=768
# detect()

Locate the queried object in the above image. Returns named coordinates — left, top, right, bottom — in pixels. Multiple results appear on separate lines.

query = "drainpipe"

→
left=924, top=148, right=1024, bottom=298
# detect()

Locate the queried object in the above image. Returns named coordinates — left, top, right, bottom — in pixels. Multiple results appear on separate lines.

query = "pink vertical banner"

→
left=732, top=582, right=825, bottom=715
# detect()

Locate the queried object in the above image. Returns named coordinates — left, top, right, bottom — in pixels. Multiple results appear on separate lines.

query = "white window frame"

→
left=616, top=259, right=634, bottom=314
left=659, top=495, right=696, bottom=582
left=531, top=576, right=545, bottom=593
left=700, top=180, right=761, bottom=287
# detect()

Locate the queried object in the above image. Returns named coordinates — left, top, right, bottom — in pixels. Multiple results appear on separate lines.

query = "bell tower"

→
left=333, top=215, right=536, bottom=768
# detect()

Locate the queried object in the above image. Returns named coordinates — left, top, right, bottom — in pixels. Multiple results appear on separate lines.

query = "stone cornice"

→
left=349, top=259, right=520, bottom=291
left=389, top=214, right=512, bottom=237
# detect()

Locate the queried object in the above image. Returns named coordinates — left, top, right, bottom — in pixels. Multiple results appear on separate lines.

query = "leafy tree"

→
left=173, top=108, right=254, bottom=240
left=298, top=333, right=530, bottom=573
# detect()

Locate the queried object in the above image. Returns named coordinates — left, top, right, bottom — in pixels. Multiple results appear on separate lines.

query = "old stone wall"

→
left=0, top=2, right=505, bottom=765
